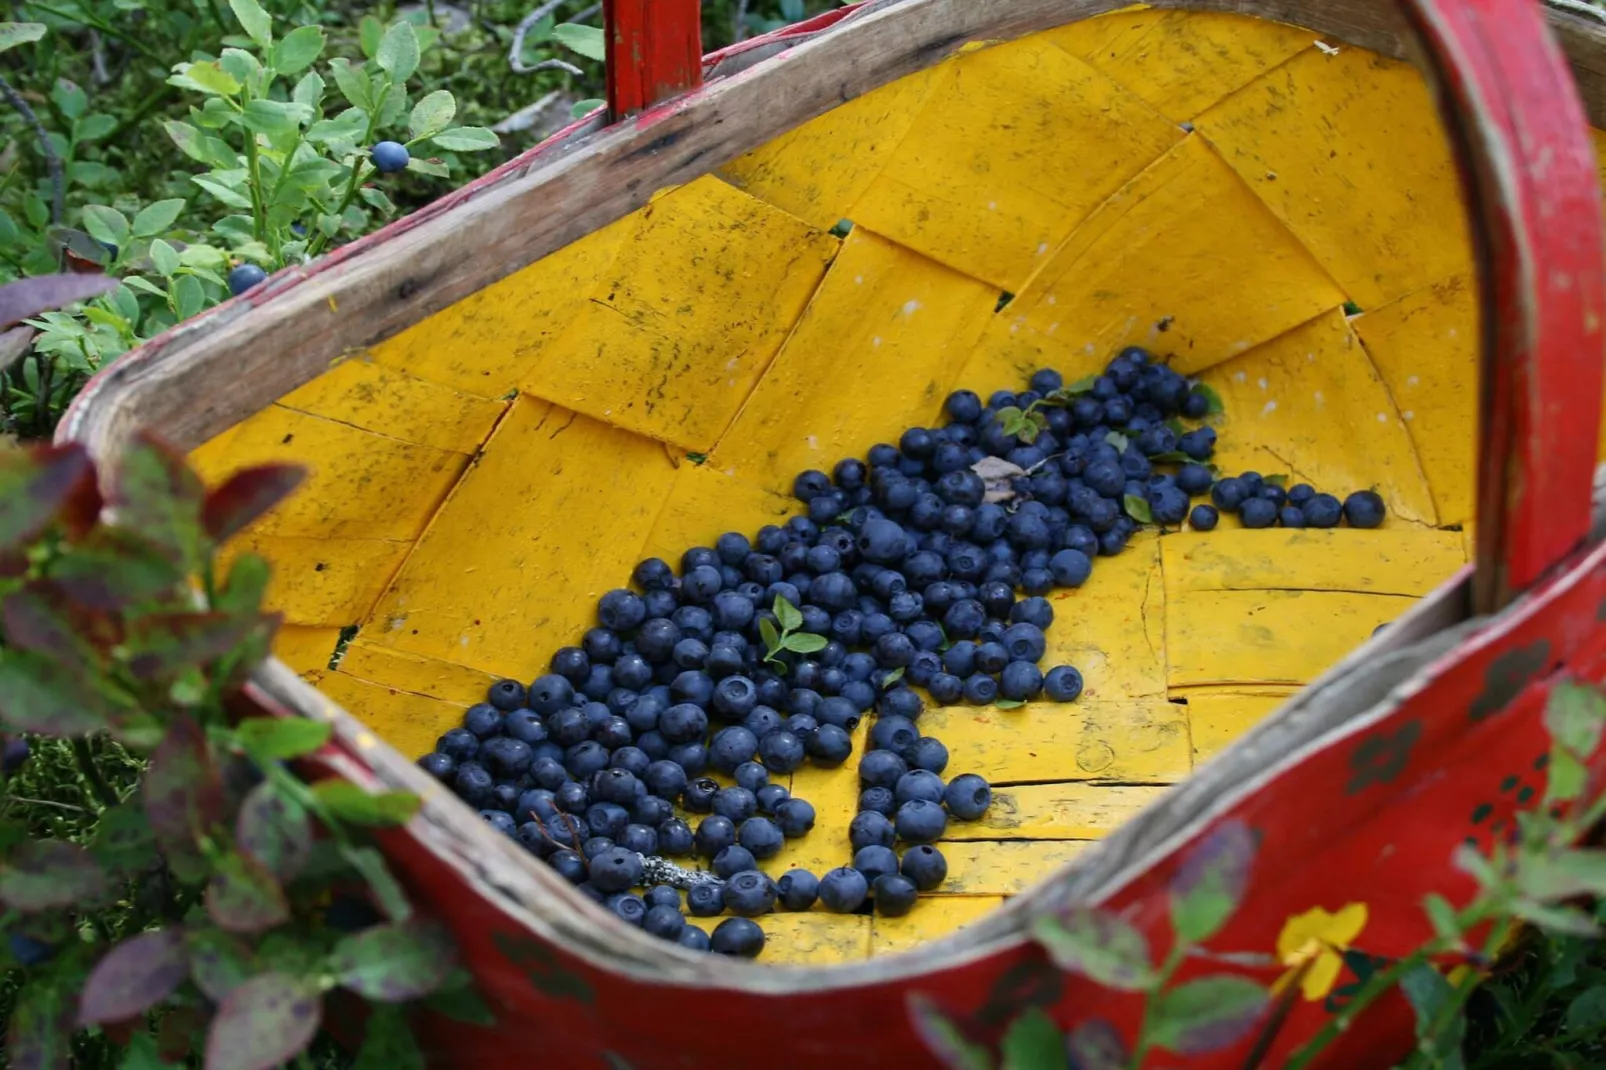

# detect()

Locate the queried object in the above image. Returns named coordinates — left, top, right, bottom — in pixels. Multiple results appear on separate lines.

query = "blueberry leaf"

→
left=781, top=633, right=828, bottom=655
left=1150, top=451, right=1190, bottom=465
left=1029, top=907, right=1154, bottom=991
left=758, top=616, right=781, bottom=656
left=1149, top=975, right=1268, bottom=1054
left=906, top=993, right=993, bottom=1070
left=330, top=921, right=455, bottom=1002
left=205, top=851, right=289, bottom=933
left=1122, top=495, right=1153, bottom=525
left=0, top=838, right=108, bottom=911
left=882, top=667, right=905, bottom=688
left=1422, top=893, right=1462, bottom=946
left=772, top=596, right=802, bottom=633
left=200, top=463, right=305, bottom=542
left=1193, top=382, right=1225, bottom=415
left=999, top=1008, right=1067, bottom=1070
left=186, top=927, right=256, bottom=1002
left=143, top=716, right=222, bottom=877
left=110, top=433, right=207, bottom=569
left=311, top=780, right=420, bottom=827
left=0, top=443, right=96, bottom=552
left=1168, top=818, right=1256, bottom=944
left=125, top=611, right=278, bottom=681
left=1399, top=962, right=1453, bottom=1039
left=236, top=781, right=313, bottom=881
left=375, top=20, right=419, bottom=83
left=1265, top=473, right=1289, bottom=488
left=1, top=584, right=96, bottom=674
left=1104, top=431, right=1129, bottom=452
left=79, top=929, right=190, bottom=1024
left=1063, top=1019, right=1128, bottom=1070
left=993, top=698, right=1025, bottom=710
left=205, top=973, right=322, bottom=1070
left=1544, top=681, right=1606, bottom=761
left=340, top=845, right=412, bottom=922
left=234, top=716, right=330, bottom=760
left=89, top=805, right=158, bottom=875
left=351, top=1005, right=424, bottom=1070
left=0, top=22, right=47, bottom=53
left=1065, top=375, right=1098, bottom=395
left=550, top=21, right=605, bottom=60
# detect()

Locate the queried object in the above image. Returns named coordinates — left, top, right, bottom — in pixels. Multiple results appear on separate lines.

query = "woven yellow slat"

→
left=870, top=896, right=1004, bottom=956
left=919, top=700, right=1191, bottom=785
left=1180, top=686, right=1300, bottom=763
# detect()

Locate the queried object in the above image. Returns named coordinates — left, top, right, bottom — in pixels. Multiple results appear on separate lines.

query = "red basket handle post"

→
left=603, top=0, right=702, bottom=119
left=1404, top=0, right=1604, bottom=613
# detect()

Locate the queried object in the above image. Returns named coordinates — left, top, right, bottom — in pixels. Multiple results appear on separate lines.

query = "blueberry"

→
left=901, top=737, right=947, bottom=775
left=894, top=800, right=947, bottom=843
left=632, top=795, right=673, bottom=827
left=1042, top=665, right=1084, bottom=703
left=818, top=867, right=870, bottom=913
left=878, top=687, right=924, bottom=721
left=895, top=770, right=946, bottom=808
left=619, top=822, right=658, bottom=854
left=586, top=802, right=631, bottom=840
left=999, top=661, right=1044, bottom=702
left=463, top=703, right=502, bottom=739
left=418, top=752, right=455, bottom=779
left=708, top=727, right=758, bottom=775
left=1000, top=622, right=1047, bottom=663
left=775, top=797, right=815, bottom=838
left=849, top=811, right=896, bottom=852
left=370, top=140, right=410, bottom=174
left=853, top=845, right=900, bottom=884
left=1280, top=506, right=1306, bottom=528
left=1046, top=547, right=1092, bottom=588
left=1260, top=483, right=1288, bottom=508
left=961, top=673, right=998, bottom=705
left=516, top=788, right=559, bottom=823
left=482, top=810, right=518, bottom=836
left=646, top=885, right=682, bottom=910
left=1182, top=389, right=1211, bottom=419
left=871, top=874, right=919, bottom=917
left=710, top=917, right=766, bottom=957
left=806, top=723, right=854, bottom=766
left=683, top=777, right=720, bottom=813
left=554, top=780, right=590, bottom=814
left=668, top=742, right=708, bottom=777
left=1344, top=490, right=1387, bottom=528
left=1304, top=493, right=1343, bottom=528
left=738, top=816, right=784, bottom=858
left=860, top=749, right=908, bottom=790
left=1287, top=483, right=1317, bottom=507
left=643, top=904, right=686, bottom=940
left=928, top=673, right=964, bottom=706
left=437, top=727, right=479, bottom=763
left=695, top=815, right=737, bottom=858
left=1190, top=504, right=1219, bottom=532
left=453, top=763, right=494, bottom=807
left=659, top=818, right=694, bottom=856
left=638, top=759, right=686, bottom=801
left=712, top=786, right=758, bottom=822
left=946, top=390, right=984, bottom=423
left=676, top=926, right=711, bottom=952
left=1240, top=497, right=1278, bottom=529
left=714, top=844, right=758, bottom=879
left=687, top=883, right=725, bottom=917
left=487, top=680, right=527, bottom=712
left=756, top=783, right=791, bottom=814
left=817, top=696, right=861, bottom=731
left=589, top=847, right=643, bottom=893
left=723, top=870, right=778, bottom=917
left=566, top=740, right=610, bottom=781
left=943, top=773, right=992, bottom=821
left=226, top=263, right=268, bottom=296
left=975, top=642, right=1009, bottom=674
left=527, top=674, right=576, bottom=716
left=1178, top=427, right=1217, bottom=460
left=777, top=870, right=820, bottom=911
left=1210, top=477, right=1248, bottom=514
left=660, top=703, right=708, bottom=745
left=859, top=786, right=896, bottom=817
left=757, top=730, right=805, bottom=774
left=870, top=715, right=919, bottom=754
left=900, top=844, right=948, bottom=891
left=1148, top=484, right=1191, bottom=526
left=547, top=849, right=588, bottom=884
left=744, top=705, right=784, bottom=738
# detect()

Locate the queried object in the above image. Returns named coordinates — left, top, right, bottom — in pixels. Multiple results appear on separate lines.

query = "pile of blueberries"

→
left=416, top=344, right=1387, bottom=959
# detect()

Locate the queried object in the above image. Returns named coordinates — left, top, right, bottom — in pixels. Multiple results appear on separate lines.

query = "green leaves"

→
left=0, top=649, right=122, bottom=736
left=331, top=921, right=456, bottom=1001
left=0, top=22, right=47, bottom=53
left=551, top=22, right=606, bottom=61
left=132, top=200, right=186, bottom=239
left=311, top=780, right=421, bottom=826
left=229, top=0, right=272, bottom=48
left=1148, top=976, right=1268, bottom=1054
left=376, top=21, right=420, bottom=84
left=272, top=25, right=325, bottom=75
left=430, top=126, right=498, bottom=152
left=999, top=1008, right=1067, bottom=1070
left=0, top=839, right=108, bottom=911
left=1545, top=681, right=1606, bottom=804
left=236, top=782, right=313, bottom=881
left=205, top=973, right=322, bottom=1070
left=205, top=851, right=290, bottom=933
left=236, top=716, right=331, bottom=759
left=79, top=929, right=191, bottom=1025
left=1168, top=819, right=1255, bottom=944
left=327, top=58, right=371, bottom=110
left=1192, top=382, right=1225, bottom=416
left=995, top=405, right=1045, bottom=443
left=1030, top=907, right=1153, bottom=991
left=81, top=205, right=131, bottom=250
left=408, top=90, right=455, bottom=139
left=782, top=632, right=828, bottom=654
left=170, top=60, right=242, bottom=97
left=1123, top=494, right=1152, bottom=525
left=774, top=596, right=803, bottom=631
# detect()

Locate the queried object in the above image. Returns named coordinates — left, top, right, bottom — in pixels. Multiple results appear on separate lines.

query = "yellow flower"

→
left=1273, top=902, right=1370, bottom=1001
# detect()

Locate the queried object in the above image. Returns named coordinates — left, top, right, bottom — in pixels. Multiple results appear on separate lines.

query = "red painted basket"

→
left=59, top=0, right=1606, bottom=1066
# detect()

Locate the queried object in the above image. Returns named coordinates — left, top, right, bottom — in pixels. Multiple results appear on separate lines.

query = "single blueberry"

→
left=1240, top=497, right=1278, bottom=529
left=589, top=847, right=643, bottom=893
left=775, top=797, right=816, bottom=838
left=226, top=263, right=268, bottom=295
left=818, top=867, right=870, bottom=913
left=962, top=673, right=999, bottom=705
left=546, top=849, right=588, bottom=884
left=695, top=815, right=737, bottom=858
left=714, top=844, right=758, bottom=879
left=723, top=870, right=779, bottom=917
left=758, top=730, right=805, bottom=773
left=943, top=773, right=992, bottom=821
left=618, top=824, right=657, bottom=855
left=858, top=786, right=896, bottom=817
left=687, top=882, right=725, bottom=917
left=1304, top=493, right=1343, bottom=528
left=756, top=782, right=791, bottom=814
left=900, top=844, right=948, bottom=891
left=928, top=672, right=964, bottom=706
left=658, top=818, right=694, bottom=856
left=999, top=661, right=1044, bottom=702
left=1190, top=504, right=1219, bottom=532
left=853, top=844, right=900, bottom=885
left=1343, top=490, right=1387, bottom=529
left=710, top=917, right=766, bottom=958
left=872, top=874, right=919, bottom=917
left=1042, top=665, right=1084, bottom=703
left=643, top=904, right=686, bottom=940
left=806, top=723, right=854, bottom=766
left=370, top=140, right=410, bottom=173
left=738, top=816, right=785, bottom=858
left=712, top=785, right=758, bottom=822
left=1280, top=505, right=1306, bottom=528
left=860, top=749, right=908, bottom=790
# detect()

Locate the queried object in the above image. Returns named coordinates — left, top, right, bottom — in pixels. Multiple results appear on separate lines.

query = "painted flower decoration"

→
left=1274, top=902, right=1369, bottom=1001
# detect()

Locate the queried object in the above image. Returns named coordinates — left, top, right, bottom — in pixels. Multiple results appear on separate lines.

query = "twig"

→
left=5, top=796, right=91, bottom=815
left=509, top=0, right=581, bottom=74
left=733, top=0, right=749, bottom=42
left=0, top=73, right=63, bottom=227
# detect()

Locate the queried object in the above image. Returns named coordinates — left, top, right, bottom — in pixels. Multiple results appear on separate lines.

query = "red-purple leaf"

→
left=78, top=929, right=190, bottom=1025
left=48, top=528, right=186, bottom=611
left=236, top=782, right=313, bottom=882
left=143, top=716, right=223, bottom=871
left=0, top=444, right=95, bottom=555
left=7, top=979, right=75, bottom=1070
left=110, top=433, right=206, bottom=567
left=205, top=852, right=290, bottom=934
left=126, top=611, right=276, bottom=681
left=330, top=921, right=456, bottom=1002
left=0, top=649, right=120, bottom=737
left=2, top=585, right=96, bottom=674
left=201, top=465, right=306, bottom=542
left=0, top=839, right=107, bottom=911
left=0, top=273, right=120, bottom=332
left=205, top=973, right=322, bottom=1070
left=185, top=927, right=255, bottom=1002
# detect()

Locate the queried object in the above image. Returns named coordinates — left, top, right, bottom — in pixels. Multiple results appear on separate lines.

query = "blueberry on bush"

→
left=370, top=140, right=411, bottom=174
left=226, top=263, right=267, bottom=296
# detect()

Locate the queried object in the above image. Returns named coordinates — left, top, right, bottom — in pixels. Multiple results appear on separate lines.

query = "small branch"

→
left=509, top=0, right=580, bottom=74
left=0, top=73, right=63, bottom=227
left=5, top=796, right=91, bottom=815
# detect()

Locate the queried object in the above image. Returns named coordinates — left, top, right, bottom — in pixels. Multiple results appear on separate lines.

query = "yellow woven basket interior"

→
left=187, top=8, right=1606, bottom=962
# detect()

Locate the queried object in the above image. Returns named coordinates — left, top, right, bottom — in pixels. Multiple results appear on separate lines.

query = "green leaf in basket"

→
left=773, top=596, right=803, bottom=632
left=758, top=616, right=781, bottom=656
left=1123, top=494, right=1153, bottom=525
left=1064, top=375, right=1098, bottom=395
left=781, top=633, right=827, bottom=655
left=1192, top=381, right=1225, bottom=416
left=1104, top=431, right=1129, bottom=453
left=993, top=699, right=1025, bottom=710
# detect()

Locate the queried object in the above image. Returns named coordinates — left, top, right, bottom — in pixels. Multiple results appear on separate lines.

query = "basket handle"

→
left=602, top=0, right=702, bottom=119
left=1406, top=0, right=1606, bottom=612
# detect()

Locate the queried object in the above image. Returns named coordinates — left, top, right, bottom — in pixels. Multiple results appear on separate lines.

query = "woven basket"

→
left=58, top=0, right=1606, bottom=1066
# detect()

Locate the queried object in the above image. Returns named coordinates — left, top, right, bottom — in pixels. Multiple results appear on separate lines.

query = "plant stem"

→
left=1127, top=942, right=1190, bottom=1070
left=1408, top=918, right=1513, bottom=1069
left=72, top=737, right=121, bottom=809
left=0, top=72, right=64, bottom=229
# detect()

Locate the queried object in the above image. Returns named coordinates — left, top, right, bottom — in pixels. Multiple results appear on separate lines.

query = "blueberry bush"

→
left=421, top=345, right=1389, bottom=959
left=0, top=403, right=485, bottom=1068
